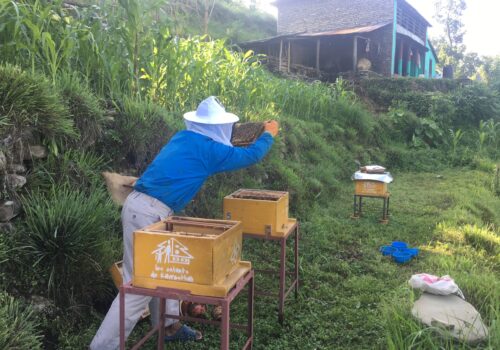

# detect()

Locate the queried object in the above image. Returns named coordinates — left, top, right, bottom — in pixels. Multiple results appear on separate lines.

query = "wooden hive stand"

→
left=120, top=216, right=255, bottom=350
left=223, top=189, right=300, bottom=323
left=351, top=180, right=390, bottom=224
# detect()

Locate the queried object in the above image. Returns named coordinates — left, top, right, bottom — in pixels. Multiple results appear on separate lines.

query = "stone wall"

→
left=277, top=0, right=394, bottom=35
left=0, top=134, right=47, bottom=228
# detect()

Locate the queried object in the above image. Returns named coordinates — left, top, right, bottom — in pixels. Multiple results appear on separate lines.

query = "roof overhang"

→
left=239, top=21, right=392, bottom=46
left=297, top=21, right=392, bottom=37
left=396, top=24, right=425, bottom=46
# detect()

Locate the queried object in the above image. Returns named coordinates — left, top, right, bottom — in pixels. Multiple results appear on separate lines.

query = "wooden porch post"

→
left=279, top=40, right=283, bottom=72
left=287, top=40, right=291, bottom=73
left=398, top=40, right=404, bottom=75
left=407, top=46, right=412, bottom=77
left=316, top=39, right=321, bottom=76
left=353, top=36, right=358, bottom=72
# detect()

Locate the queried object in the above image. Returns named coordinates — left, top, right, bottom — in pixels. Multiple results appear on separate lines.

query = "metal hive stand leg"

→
left=278, top=235, right=286, bottom=324
left=220, top=300, right=230, bottom=350
left=294, top=225, right=299, bottom=299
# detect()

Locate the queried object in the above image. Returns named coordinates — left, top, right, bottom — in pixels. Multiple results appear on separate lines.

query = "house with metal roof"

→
left=240, top=0, right=438, bottom=80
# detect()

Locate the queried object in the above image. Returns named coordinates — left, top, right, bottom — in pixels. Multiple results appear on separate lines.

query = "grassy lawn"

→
left=103, top=168, right=499, bottom=350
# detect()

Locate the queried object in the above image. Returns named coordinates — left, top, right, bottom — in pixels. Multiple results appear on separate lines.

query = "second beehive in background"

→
left=223, top=189, right=295, bottom=237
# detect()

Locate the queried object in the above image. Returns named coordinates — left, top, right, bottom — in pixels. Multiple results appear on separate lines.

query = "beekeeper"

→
left=90, top=96, right=279, bottom=349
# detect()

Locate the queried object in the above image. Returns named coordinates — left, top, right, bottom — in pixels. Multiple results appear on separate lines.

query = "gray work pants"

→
left=90, top=191, right=180, bottom=350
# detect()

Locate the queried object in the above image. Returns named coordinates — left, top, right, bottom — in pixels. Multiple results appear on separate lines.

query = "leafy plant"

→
left=449, top=128, right=464, bottom=156
left=494, top=165, right=500, bottom=197
left=413, top=118, right=445, bottom=148
left=20, top=185, right=120, bottom=307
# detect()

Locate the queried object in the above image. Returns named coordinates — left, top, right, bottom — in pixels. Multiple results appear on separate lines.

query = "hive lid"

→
left=352, top=171, right=393, bottom=183
left=229, top=189, right=288, bottom=201
left=139, top=216, right=240, bottom=238
left=412, top=293, right=489, bottom=344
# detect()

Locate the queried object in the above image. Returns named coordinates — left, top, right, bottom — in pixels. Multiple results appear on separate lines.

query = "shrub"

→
left=0, top=64, right=76, bottom=146
left=451, top=84, right=500, bottom=127
left=20, top=185, right=121, bottom=308
left=57, top=71, right=107, bottom=149
left=0, top=293, right=43, bottom=350
left=104, top=97, right=182, bottom=172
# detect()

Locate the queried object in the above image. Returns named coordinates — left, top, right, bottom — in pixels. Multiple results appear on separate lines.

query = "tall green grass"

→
left=20, top=185, right=120, bottom=308
left=0, top=292, right=43, bottom=349
left=57, top=71, right=107, bottom=149
left=0, top=63, right=76, bottom=145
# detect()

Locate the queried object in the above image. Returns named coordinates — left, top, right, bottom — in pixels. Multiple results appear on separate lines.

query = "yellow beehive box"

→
left=354, top=180, right=388, bottom=197
left=133, top=216, right=250, bottom=297
left=223, top=189, right=291, bottom=237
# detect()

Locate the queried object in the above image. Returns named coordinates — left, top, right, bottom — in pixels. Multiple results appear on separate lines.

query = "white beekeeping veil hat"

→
left=183, top=96, right=240, bottom=146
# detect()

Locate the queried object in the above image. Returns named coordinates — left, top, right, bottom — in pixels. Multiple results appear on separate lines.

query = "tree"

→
left=479, top=56, right=500, bottom=90
left=433, top=0, right=467, bottom=75
left=202, top=0, right=217, bottom=35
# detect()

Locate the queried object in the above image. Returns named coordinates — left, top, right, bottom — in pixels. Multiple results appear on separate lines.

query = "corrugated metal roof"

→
left=238, top=32, right=304, bottom=46
left=298, top=21, right=392, bottom=37
left=239, top=22, right=392, bottom=46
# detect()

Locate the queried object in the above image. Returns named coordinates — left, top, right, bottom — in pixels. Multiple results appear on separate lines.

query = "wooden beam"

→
left=279, top=40, right=283, bottom=72
left=287, top=41, right=291, bottom=73
left=353, top=36, right=358, bottom=72
left=316, top=39, right=321, bottom=75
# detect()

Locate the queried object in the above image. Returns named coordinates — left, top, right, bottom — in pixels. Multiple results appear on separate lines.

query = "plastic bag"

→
left=409, top=273, right=465, bottom=299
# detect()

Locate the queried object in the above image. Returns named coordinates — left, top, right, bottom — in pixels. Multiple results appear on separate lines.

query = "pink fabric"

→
left=420, top=274, right=452, bottom=284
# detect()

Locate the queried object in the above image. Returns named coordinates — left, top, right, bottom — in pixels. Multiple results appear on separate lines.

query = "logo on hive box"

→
left=152, top=238, right=194, bottom=266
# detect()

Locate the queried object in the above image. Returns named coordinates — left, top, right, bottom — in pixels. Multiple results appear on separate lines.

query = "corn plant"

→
left=494, top=165, right=500, bottom=197
left=449, top=128, right=464, bottom=156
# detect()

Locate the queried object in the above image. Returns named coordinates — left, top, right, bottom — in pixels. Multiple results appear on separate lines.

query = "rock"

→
left=0, top=151, right=6, bottom=171
left=412, top=293, right=489, bottom=344
left=0, top=200, right=20, bottom=222
left=5, top=174, right=26, bottom=189
left=7, top=164, right=26, bottom=174
left=30, top=295, right=56, bottom=315
left=1, top=135, right=13, bottom=147
left=24, top=145, right=48, bottom=160
left=0, top=222, right=14, bottom=232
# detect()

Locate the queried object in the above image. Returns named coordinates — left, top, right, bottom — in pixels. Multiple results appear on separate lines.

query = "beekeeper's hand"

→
left=264, top=120, right=279, bottom=137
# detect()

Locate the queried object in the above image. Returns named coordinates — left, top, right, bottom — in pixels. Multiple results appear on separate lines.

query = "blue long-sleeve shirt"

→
left=134, top=130, right=274, bottom=212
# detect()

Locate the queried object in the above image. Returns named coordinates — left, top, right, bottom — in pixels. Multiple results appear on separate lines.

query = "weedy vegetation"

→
left=0, top=1, right=498, bottom=349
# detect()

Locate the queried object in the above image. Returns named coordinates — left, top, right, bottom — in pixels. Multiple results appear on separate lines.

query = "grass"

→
left=19, top=185, right=121, bottom=308
left=0, top=292, right=43, bottom=349
left=61, top=168, right=499, bottom=349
